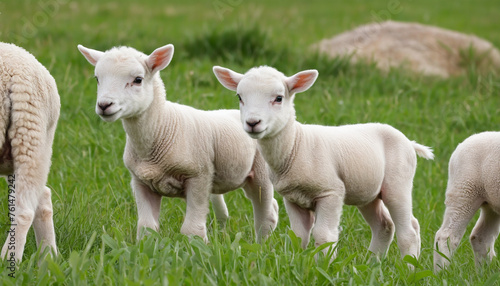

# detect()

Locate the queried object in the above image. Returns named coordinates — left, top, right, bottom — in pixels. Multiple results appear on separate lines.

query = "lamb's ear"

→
left=77, top=45, right=104, bottom=66
left=285, top=69, right=319, bottom=95
left=146, top=44, right=174, bottom=74
left=213, top=66, right=243, bottom=91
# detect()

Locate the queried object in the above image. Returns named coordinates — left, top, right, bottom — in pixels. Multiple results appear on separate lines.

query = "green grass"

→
left=1, top=0, right=500, bottom=284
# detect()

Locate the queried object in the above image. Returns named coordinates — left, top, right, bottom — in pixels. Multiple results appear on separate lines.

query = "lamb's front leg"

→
left=132, top=177, right=162, bottom=240
left=312, top=194, right=344, bottom=259
left=181, top=176, right=211, bottom=242
left=284, top=199, right=314, bottom=248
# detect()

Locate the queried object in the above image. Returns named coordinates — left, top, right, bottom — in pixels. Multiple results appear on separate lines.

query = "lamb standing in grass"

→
left=434, top=132, right=500, bottom=271
left=78, top=44, right=278, bottom=242
left=213, top=65, right=433, bottom=259
left=0, top=42, right=60, bottom=261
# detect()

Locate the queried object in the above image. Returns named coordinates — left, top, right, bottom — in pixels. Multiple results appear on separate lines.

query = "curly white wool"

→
left=0, top=42, right=60, bottom=261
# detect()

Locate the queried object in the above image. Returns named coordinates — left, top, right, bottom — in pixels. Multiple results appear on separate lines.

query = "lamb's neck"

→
left=121, top=79, right=178, bottom=158
left=258, top=118, right=301, bottom=175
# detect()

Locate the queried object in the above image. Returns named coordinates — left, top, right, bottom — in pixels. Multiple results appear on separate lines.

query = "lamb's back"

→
left=281, top=123, right=415, bottom=206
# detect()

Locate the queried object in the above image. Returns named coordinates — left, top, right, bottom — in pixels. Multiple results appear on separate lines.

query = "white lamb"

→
left=77, top=44, right=278, bottom=243
left=213, top=65, right=433, bottom=260
left=0, top=42, right=60, bottom=261
left=434, top=132, right=500, bottom=271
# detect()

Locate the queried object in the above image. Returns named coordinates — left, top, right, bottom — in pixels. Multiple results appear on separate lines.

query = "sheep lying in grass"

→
left=77, top=44, right=278, bottom=243
left=434, top=132, right=500, bottom=271
left=213, top=65, right=433, bottom=259
left=0, top=42, right=60, bottom=261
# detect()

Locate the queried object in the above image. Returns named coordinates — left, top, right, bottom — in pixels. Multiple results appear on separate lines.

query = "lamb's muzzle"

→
left=98, top=101, right=113, bottom=112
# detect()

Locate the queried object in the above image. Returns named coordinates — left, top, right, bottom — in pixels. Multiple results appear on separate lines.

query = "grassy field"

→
left=1, top=0, right=500, bottom=284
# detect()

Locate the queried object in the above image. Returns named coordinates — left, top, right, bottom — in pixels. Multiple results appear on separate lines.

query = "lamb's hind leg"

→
left=358, top=198, right=395, bottom=256
left=381, top=180, right=421, bottom=260
left=210, top=194, right=229, bottom=227
left=242, top=152, right=278, bottom=243
left=32, top=186, right=57, bottom=256
left=1, top=175, right=39, bottom=261
left=242, top=182, right=278, bottom=243
left=2, top=138, right=57, bottom=260
left=31, top=124, right=58, bottom=257
left=470, top=204, right=500, bottom=266
left=433, top=184, right=483, bottom=272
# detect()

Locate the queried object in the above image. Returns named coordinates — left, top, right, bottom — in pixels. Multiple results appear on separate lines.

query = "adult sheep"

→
left=77, top=44, right=278, bottom=243
left=213, top=65, right=433, bottom=260
left=0, top=42, right=60, bottom=261
left=434, top=132, right=500, bottom=271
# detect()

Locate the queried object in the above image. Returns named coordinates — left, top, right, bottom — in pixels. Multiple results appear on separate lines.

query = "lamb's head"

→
left=213, top=66, right=318, bottom=139
left=78, top=44, right=174, bottom=122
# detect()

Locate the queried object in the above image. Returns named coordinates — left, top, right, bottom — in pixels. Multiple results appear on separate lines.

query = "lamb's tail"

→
left=412, top=141, right=434, bottom=160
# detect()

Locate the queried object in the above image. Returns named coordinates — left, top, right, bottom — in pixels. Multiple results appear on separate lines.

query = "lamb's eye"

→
left=275, top=96, right=283, bottom=103
left=236, top=94, right=242, bottom=102
left=133, top=77, right=143, bottom=84
left=94, top=76, right=99, bottom=84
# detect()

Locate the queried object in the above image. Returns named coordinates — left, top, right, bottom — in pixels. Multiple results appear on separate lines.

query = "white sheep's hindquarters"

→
left=434, top=132, right=500, bottom=272
left=77, top=44, right=278, bottom=243
left=213, top=65, right=433, bottom=261
left=0, top=42, right=60, bottom=261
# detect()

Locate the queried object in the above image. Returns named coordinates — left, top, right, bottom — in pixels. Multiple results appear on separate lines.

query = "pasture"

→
left=0, top=0, right=499, bottom=284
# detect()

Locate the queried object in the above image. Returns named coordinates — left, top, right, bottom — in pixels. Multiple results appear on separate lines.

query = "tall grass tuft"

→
left=181, top=24, right=289, bottom=66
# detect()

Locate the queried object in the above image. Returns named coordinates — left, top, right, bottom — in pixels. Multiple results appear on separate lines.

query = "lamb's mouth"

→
left=247, top=129, right=266, bottom=138
left=99, top=110, right=120, bottom=121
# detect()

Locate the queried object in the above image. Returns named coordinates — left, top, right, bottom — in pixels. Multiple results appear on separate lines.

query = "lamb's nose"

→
left=246, top=120, right=261, bottom=128
left=98, top=102, right=113, bottom=111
